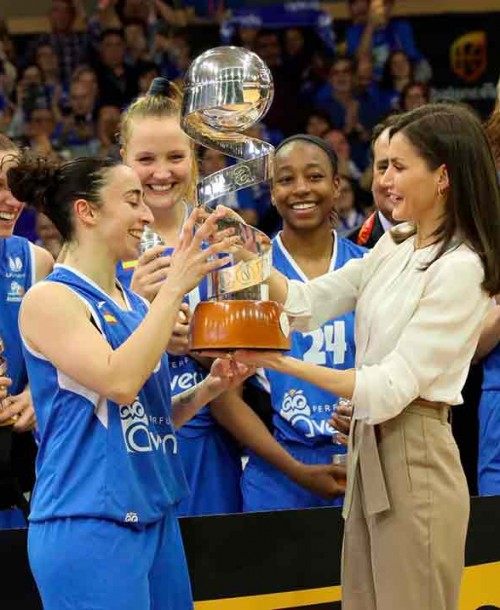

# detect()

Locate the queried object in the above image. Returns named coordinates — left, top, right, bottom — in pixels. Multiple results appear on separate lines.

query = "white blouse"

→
left=284, top=227, right=490, bottom=425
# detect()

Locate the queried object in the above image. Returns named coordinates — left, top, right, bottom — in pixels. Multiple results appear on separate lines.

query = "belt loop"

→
left=440, top=406, right=449, bottom=424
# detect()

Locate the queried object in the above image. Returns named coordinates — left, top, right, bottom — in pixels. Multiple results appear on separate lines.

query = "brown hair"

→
left=119, top=80, right=198, bottom=204
left=485, top=104, right=500, bottom=169
left=7, top=152, right=119, bottom=242
left=389, top=102, right=500, bottom=296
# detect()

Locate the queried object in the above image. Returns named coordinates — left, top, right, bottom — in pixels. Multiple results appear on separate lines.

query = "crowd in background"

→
left=0, top=0, right=441, bottom=249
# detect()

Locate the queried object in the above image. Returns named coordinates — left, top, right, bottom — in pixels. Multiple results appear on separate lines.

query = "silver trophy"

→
left=181, top=46, right=290, bottom=351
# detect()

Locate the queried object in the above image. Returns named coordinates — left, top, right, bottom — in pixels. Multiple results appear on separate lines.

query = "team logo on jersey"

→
left=8, top=256, right=22, bottom=273
left=119, top=398, right=177, bottom=455
left=280, top=389, right=336, bottom=439
left=6, top=280, right=25, bottom=302
left=280, top=389, right=311, bottom=422
left=103, top=312, right=117, bottom=324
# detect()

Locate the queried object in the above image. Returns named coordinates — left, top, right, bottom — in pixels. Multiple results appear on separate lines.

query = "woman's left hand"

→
left=206, top=358, right=256, bottom=395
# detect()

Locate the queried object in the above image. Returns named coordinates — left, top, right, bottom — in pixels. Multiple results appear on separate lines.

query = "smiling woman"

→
left=232, top=103, right=500, bottom=610
left=3, top=150, right=245, bottom=610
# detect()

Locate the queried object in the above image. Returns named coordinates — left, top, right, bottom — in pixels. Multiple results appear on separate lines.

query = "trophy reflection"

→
left=182, top=46, right=290, bottom=352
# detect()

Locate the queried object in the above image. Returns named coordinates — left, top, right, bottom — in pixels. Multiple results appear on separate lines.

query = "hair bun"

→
left=6, top=152, right=59, bottom=212
left=147, top=78, right=171, bottom=98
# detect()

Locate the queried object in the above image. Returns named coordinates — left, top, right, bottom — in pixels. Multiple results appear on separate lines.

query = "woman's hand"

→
left=130, top=244, right=172, bottom=303
left=161, top=207, right=239, bottom=299
left=0, top=375, right=12, bottom=403
left=206, top=358, right=256, bottom=396
left=166, top=304, right=191, bottom=356
left=329, top=400, right=353, bottom=447
left=230, top=349, right=286, bottom=370
left=292, top=463, right=347, bottom=498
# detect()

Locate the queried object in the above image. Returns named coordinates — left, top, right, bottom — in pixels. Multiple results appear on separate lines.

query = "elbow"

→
left=106, top=380, right=142, bottom=406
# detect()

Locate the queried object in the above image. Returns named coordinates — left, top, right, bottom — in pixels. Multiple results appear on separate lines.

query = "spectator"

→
left=335, top=174, right=366, bottom=235
left=137, top=62, right=161, bottom=95
left=380, top=50, right=413, bottom=109
left=400, top=81, right=430, bottom=112
left=324, top=129, right=362, bottom=181
left=20, top=106, right=63, bottom=161
left=346, top=0, right=424, bottom=81
left=254, top=30, right=304, bottom=137
left=305, top=109, right=333, bottom=138
left=123, top=19, right=152, bottom=67
left=72, top=65, right=99, bottom=101
left=95, top=104, right=121, bottom=157
left=93, top=28, right=139, bottom=108
left=59, top=79, right=98, bottom=156
left=30, top=0, right=88, bottom=89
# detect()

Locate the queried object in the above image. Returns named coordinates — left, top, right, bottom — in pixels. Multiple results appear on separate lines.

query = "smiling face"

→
left=382, top=132, right=446, bottom=225
left=93, top=164, right=153, bottom=261
left=122, top=116, right=194, bottom=217
left=0, top=150, right=24, bottom=238
left=273, top=141, right=339, bottom=232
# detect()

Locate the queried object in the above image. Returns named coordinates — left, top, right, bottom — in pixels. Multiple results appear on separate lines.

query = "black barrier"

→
left=1, top=496, right=499, bottom=609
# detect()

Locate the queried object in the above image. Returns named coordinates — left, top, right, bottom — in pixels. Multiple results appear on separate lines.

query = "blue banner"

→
left=220, top=2, right=335, bottom=52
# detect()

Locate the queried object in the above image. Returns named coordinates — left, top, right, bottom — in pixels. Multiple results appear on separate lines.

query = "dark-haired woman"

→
left=8, top=153, right=248, bottom=610
left=232, top=103, right=500, bottom=610
left=0, top=135, right=53, bottom=529
left=238, top=134, right=365, bottom=511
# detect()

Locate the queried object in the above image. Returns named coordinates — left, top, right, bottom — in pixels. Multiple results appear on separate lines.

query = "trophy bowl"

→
left=190, top=301, right=290, bottom=352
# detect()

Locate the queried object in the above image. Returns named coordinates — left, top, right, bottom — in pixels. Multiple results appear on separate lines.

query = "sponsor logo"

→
left=119, top=398, right=177, bottom=455
left=170, top=370, right=205, bottom=395
left=125, top=512, right=139, bottom=523
left=8, top=256, right=22, bottom=273
left=280, top=389, right=336, bottom=439
left=6, top=281, right=25, bottom=302
left=450, top=31, right=487, bottom=83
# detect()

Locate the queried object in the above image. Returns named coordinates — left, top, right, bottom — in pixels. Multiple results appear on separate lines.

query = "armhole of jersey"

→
left=28, top=242, right=36, bottom=287
left=21, top=283, right=104, bottom=359
left=45, top=282, right=104, bottom=334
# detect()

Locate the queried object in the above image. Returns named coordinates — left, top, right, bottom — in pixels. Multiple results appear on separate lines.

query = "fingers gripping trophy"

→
left=182, top=46, right=290, bottom=352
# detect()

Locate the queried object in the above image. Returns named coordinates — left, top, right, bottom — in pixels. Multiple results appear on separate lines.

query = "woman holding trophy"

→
left=233, top=103, right=500, bottom=610
left=7, top=151, right=248, bottom=609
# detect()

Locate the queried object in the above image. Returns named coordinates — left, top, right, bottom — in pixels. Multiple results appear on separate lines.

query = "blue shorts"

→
left=242, top=439, right=345, bottom=512
left=478, top=390, right=500, bottom=495
left=176, top=424, right=242, bottom=516
left=0, top=508, right=27, bottom=529
left=28, top=506, right=192, bottom=610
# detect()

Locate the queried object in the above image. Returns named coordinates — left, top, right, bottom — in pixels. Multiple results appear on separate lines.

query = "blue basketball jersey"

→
left=267, top=233, right=366, bottom=447
left=23, top=264, right=188, bottom=524
left=0, top=236, right=35, bottom=395
left=482, top=342, right=500, bottom=391
left=118, top=249, right=214, bottom=433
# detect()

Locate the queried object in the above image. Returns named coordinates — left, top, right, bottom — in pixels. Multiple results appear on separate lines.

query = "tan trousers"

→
left=341, top=402, right=470, bottom=610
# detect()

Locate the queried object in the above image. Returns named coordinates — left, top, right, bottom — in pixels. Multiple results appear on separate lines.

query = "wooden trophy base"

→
left=190, top=300, right=291, bottom=352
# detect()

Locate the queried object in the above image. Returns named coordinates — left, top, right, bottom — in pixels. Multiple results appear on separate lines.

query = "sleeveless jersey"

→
left=482, top=341, right=500, bottom=391
left=0, top=236, right=35, bottom=395
left=267, top=233, right=366, bottom=447
left=23, top=265, right=188, bottom=524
